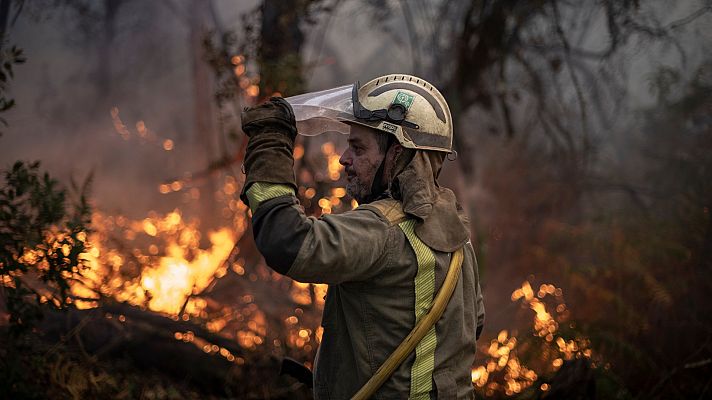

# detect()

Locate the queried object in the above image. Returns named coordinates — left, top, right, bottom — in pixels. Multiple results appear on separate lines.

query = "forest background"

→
left=1, top=0, right=711, bottom=399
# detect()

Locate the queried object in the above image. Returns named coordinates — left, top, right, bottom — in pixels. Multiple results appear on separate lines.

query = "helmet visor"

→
left=284, top=84, right=356, bottom=136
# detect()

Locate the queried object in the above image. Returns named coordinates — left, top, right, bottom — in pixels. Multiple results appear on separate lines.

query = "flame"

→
left=61, top=190, right=327, bottom=361
left=71, top=208, right=239, bottom=317
left=472, top=280, right=594, bottom=396
left=139, top=228, right=234, bottom=314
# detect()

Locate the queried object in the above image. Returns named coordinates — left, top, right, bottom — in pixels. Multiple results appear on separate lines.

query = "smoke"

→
left=3, top=0, right=709, bottom=324
left=1, top=1, right=257, bottom=220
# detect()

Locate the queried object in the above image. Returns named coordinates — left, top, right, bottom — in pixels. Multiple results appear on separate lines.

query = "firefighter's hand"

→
left=241, top=97, right=297, bottom=142
left=239, top=97, right=298, bottom=204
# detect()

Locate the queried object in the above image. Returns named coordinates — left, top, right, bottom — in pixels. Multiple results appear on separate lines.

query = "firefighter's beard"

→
left=345, top=174, right=371, bottom=204
left=344, top=152, right=385, bottom=204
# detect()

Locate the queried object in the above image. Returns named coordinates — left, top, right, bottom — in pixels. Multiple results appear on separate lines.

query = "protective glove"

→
left=239, top=97, right=298, bottom=205
left=241, top=97, right=297, bottom=140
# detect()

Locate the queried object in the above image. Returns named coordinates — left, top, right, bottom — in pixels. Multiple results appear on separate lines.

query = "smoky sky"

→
left=1, top=0, right=710, bottom=224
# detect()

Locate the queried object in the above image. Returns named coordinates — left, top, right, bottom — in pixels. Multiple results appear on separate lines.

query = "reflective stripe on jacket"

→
left=247, top=183, right=485, bottom=399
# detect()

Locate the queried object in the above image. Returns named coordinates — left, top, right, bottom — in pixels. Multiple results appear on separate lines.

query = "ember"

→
left=472, top=281, right=594, bottom=396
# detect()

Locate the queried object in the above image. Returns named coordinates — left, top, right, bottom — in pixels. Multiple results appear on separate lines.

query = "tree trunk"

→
left=0, top=0, right=10, bottom=51
left=94, top=0, right=121, bottom=113
left=259, top=0, right=306, bottom=97
left=189, top=0, right=219, bottom=232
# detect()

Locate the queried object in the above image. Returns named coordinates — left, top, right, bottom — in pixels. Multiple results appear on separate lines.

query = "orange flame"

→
left=71, top=209, right=239, bottom=317
left=472, top=281, right=594, bottom=396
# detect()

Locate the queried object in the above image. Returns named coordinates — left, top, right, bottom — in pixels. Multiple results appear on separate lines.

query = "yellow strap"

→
left=351, top=244, right=465, bottom=400
left=245, top=182, right=294, bottom=213
left=359, top=198, right=407, bottom=226
left=400, top=219, right=437, bottom=398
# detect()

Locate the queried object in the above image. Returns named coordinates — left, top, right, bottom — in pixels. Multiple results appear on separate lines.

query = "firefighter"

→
left=240, top=74, right=485, bottom=399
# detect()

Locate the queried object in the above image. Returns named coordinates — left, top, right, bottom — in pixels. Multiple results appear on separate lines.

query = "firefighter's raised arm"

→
left=239, top=98, right=390, bottom=284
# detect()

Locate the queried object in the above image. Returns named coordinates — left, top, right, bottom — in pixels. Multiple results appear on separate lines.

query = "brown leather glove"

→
left=239, top=97, right=298, bottom=205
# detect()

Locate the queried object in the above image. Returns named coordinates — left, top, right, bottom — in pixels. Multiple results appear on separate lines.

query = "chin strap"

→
left=364, top=136, right=394, bottom=203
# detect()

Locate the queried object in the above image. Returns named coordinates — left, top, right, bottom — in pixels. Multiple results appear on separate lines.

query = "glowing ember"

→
left=472, top=281, right=594, bottom=396
left=321, top=142, right=343, bottom=181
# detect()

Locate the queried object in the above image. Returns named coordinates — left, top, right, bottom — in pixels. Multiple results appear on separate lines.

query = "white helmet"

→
left=286, top=74, right=454, bottom=153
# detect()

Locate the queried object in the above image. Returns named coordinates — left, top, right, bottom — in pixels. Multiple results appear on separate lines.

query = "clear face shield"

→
left=284, top=82, right=420, bottom=137
left=284, top=84, right=354, bottom=136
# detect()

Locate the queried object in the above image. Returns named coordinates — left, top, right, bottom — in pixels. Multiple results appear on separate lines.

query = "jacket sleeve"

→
left=248, top=183, right=391, bottom=284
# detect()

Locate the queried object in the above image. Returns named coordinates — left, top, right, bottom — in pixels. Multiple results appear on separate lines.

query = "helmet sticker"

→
left=381, top=122, right=398, bottom=134
left=392, top=91, right=415, bottom=110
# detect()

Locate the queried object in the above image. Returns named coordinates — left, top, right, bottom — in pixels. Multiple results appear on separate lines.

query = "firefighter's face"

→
left=339, top=124, right=385, bottom=203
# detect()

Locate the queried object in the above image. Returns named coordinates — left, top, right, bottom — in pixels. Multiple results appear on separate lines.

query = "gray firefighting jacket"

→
left=247, top=184, right=485, bottom=399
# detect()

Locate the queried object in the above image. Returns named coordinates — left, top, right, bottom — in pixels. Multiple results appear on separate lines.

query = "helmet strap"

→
left=365, top=135, right=395, bottom=203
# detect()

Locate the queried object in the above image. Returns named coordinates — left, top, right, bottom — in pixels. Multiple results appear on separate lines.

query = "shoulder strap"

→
left=359, top=198, right=408, bottom=226
left=354, top=198, right=463, bottom=399
left=351, top=246, right=465, bottom=400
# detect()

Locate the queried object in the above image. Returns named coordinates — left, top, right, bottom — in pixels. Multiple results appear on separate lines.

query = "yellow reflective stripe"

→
left=398, top=219, right=437, bottom=398
left=246, top=182, right=294, bottom=213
